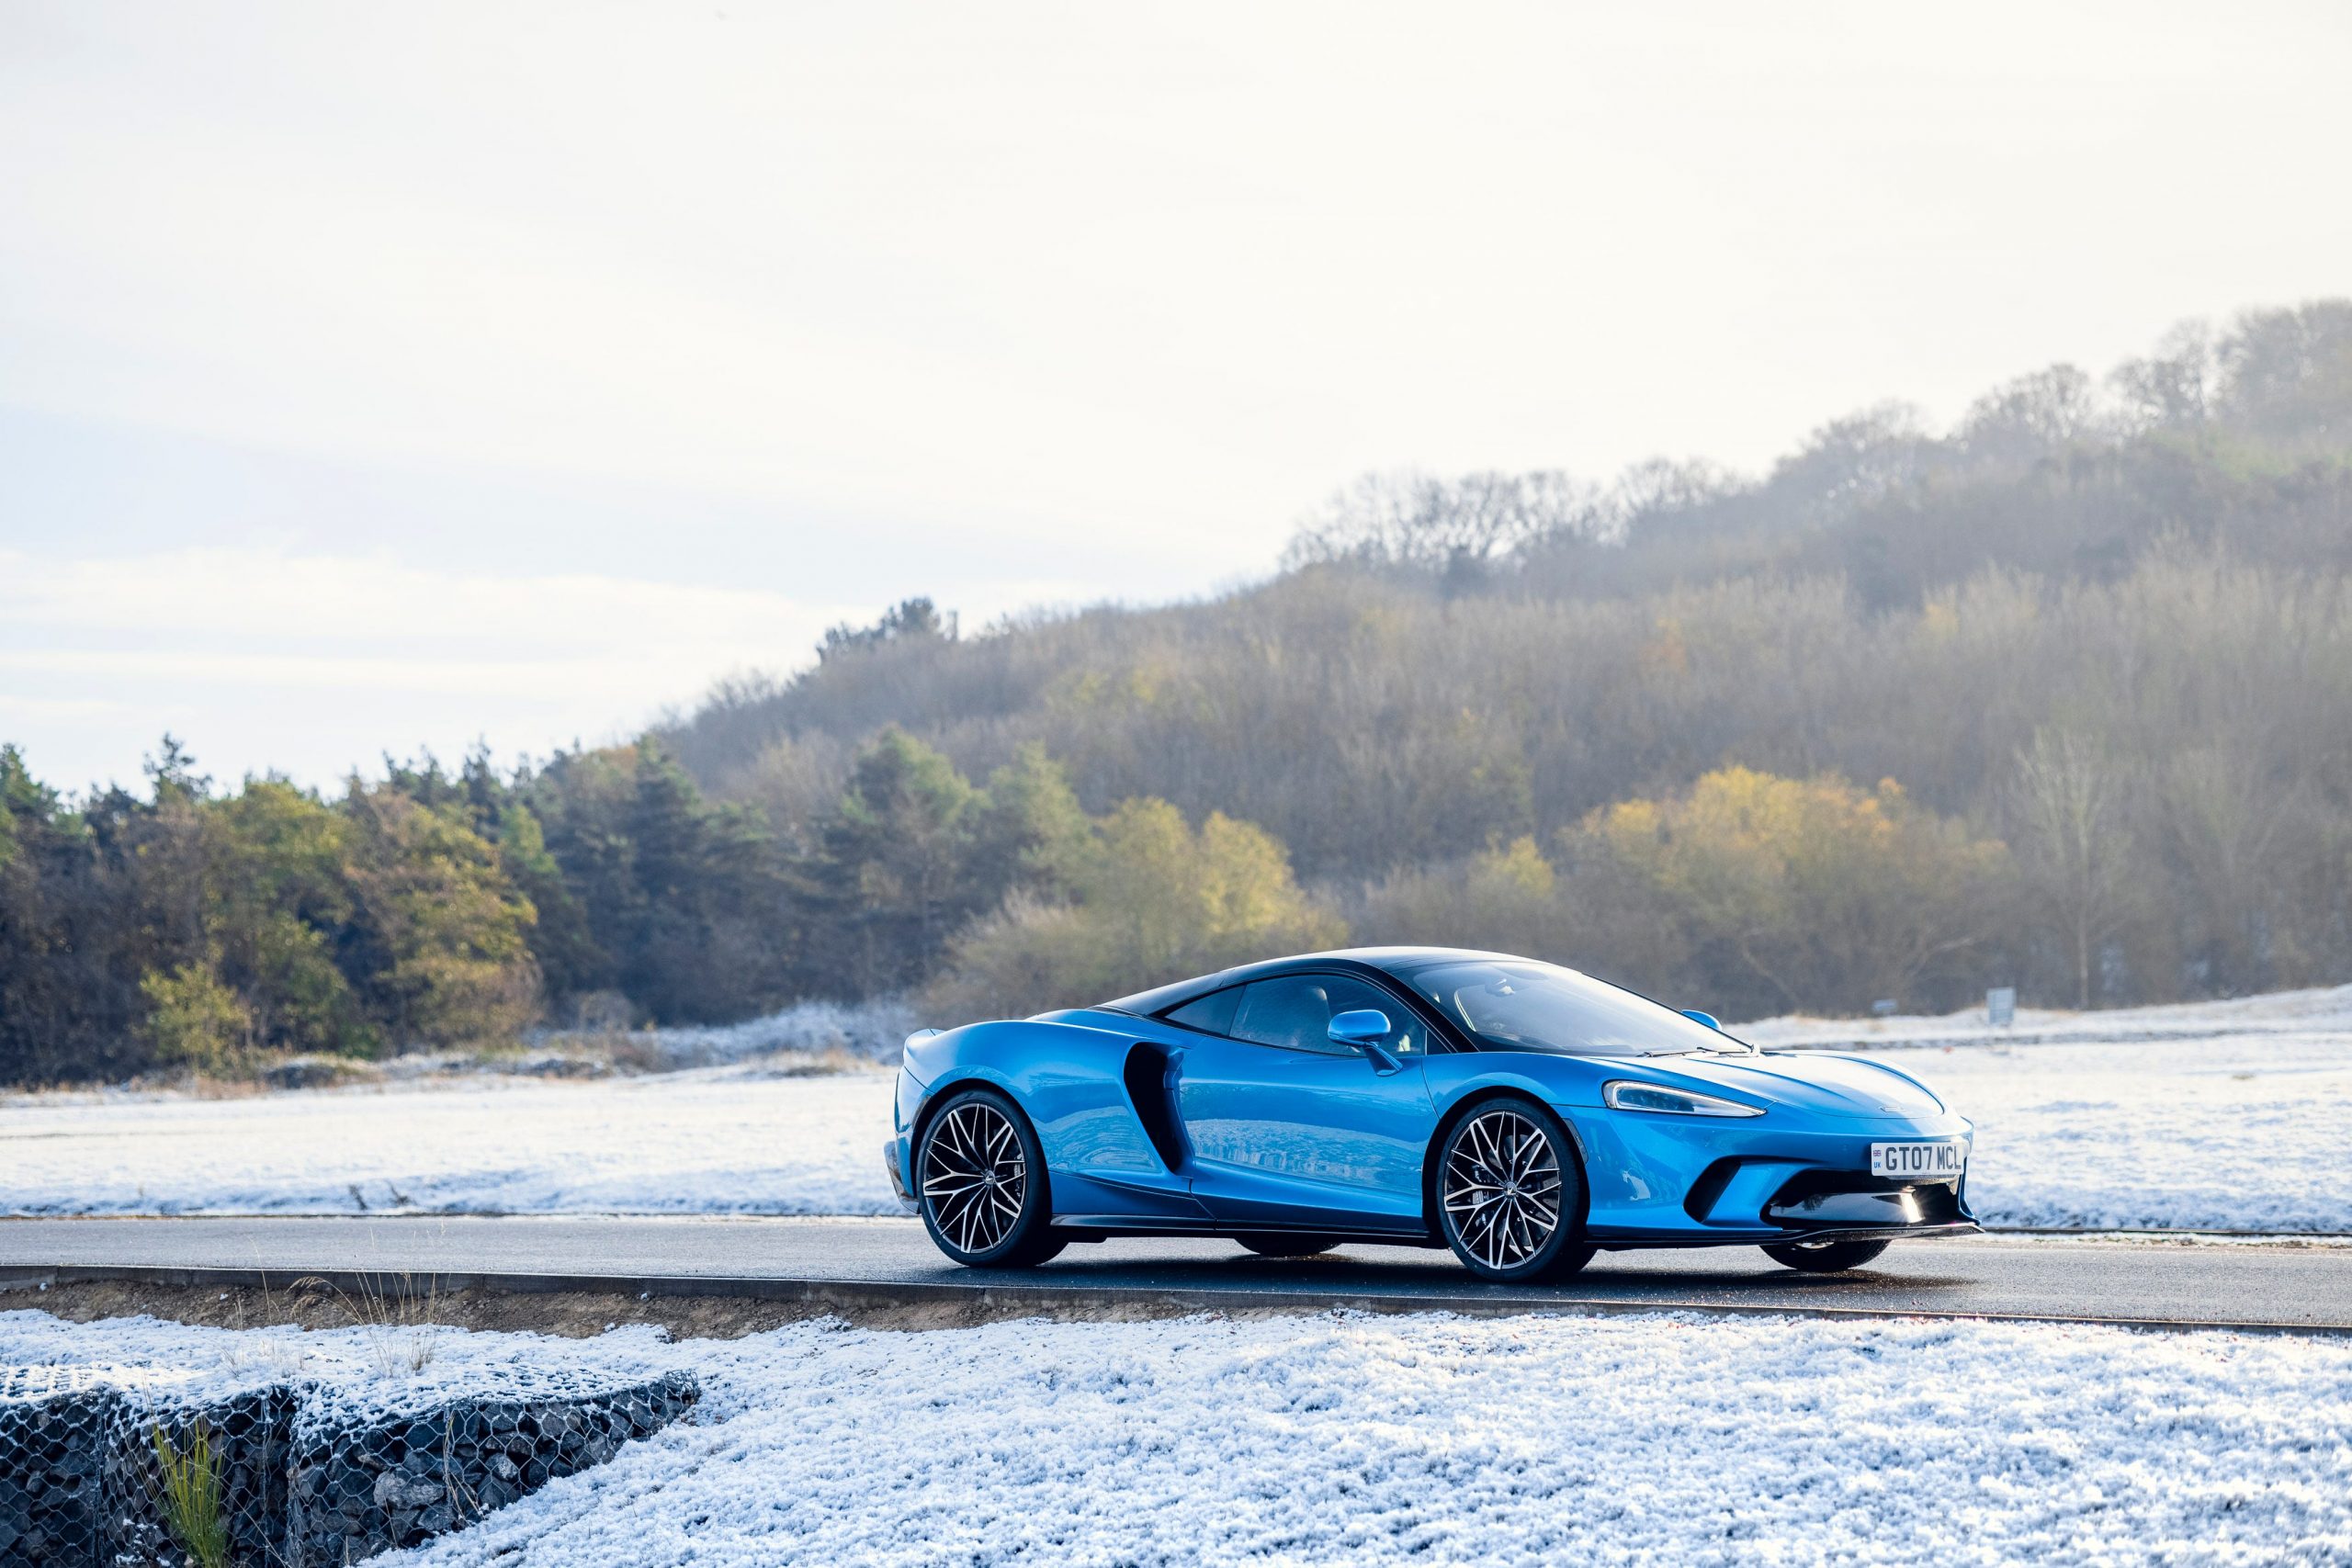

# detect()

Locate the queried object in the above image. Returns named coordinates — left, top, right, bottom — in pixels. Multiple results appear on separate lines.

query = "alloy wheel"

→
left=922, top=1100, right=1029, bottom=1255
left=1442, top=1108, right=1563, bottom=1271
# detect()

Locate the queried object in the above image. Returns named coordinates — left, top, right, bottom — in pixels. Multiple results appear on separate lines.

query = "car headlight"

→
left=1603, top=1079, right=1765, bottom=1117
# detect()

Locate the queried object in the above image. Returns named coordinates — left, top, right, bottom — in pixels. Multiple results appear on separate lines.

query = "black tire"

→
left=1434, top=1098, right=1594, bottom=1282
left=1236, top=1235, right=1340, bottom=1258
left=916, top=1088, right=1065, bottom=1269
left=1761, top=1237, right=1892, bottom=1273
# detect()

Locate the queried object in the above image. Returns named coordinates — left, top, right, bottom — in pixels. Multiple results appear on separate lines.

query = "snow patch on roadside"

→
left=20, top=1309, right=2336, bottom=1567
left=1738, top=981, right=2352, bottom=1051
left=0, top=1068, right=901, bottom=1217
left=1871, top=1032, right=2352, bottom=1232
left=0, top=1306, right=678, bottom=1420
left=536, top=996, right=922, bottom=1070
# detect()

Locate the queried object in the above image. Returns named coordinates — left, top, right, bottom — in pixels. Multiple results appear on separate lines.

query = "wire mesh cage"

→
left=1, top=1367, right=116, bottom=1565
left=288, top=1370, right=700, bottom=1565
left=99, top=1381, right=296, bottom=1568
left=1, top=1347, right=697, bottom=1567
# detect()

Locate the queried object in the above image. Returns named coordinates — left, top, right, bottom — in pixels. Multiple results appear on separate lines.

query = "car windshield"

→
left=1401, top=959, right=1749, bottom=1057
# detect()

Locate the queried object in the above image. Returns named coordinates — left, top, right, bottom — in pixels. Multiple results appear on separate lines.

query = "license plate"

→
left=1871, top=1140, right=1966, bottom=1179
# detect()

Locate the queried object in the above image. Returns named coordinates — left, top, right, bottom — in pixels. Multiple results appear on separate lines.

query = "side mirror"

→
left=1329, top=1009, right=1402, bottom=1074
left=1680, top=1009, right=1722, bottom=1032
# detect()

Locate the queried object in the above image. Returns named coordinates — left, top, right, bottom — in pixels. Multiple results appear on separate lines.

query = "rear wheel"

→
left=917, top=1089, right=1065, bottom=1269
left=1761, top=1237, right=1891, bottom=1272
left=1236, top=1235, right=1340, bottom=1258
left=1436, top=1100, right=1593, bottom=1282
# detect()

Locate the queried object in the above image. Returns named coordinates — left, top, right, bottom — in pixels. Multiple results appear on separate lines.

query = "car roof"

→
left=1099, top=946, right=1527, bottom=1017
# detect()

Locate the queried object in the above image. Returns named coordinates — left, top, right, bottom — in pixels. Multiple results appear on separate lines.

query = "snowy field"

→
left=1750, top=983, right=2352, bottom=1233
left=0, top=1067, right=899, bottom=1216
left=1741, top=981, right=2352, bottom=1052
left=1861, top=1031, right=2352, bottom=1232
left=6, top=1306, right=2347, bottom=1565
left=6, top=984, right=2350, bottom=1232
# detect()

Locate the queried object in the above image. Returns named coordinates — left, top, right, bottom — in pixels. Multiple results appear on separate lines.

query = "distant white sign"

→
left=1987, top=987, right=2017, bottom=1027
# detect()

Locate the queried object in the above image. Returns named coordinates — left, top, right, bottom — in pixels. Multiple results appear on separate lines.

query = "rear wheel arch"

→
left=911, top=1077, right=1054, bottom=1218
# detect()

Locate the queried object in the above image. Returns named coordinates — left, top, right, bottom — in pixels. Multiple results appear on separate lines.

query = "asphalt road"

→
left=5, top=1216, right=2349, bottom=1332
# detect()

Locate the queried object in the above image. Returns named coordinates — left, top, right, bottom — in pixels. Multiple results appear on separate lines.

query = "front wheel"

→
left=916, top=1089, right=1065, bottom=1269
left=1761, top=1237, right=1891, bottom=1273
left=1436, top=1100, right=1593, bottom=1282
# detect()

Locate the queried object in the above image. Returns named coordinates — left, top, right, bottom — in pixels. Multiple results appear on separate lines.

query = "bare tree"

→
left=2216, top=300, right=2352, bottom=442
left=1283, top=469, right=1600, bottom=571
left=1961, top=365, right=2105, bottom=464
left=1768, top=401, right=1933, bottom=514
left=2007, top=729, right=2138, bottom=1009
left=2109, top=320, right=2213, bottom=432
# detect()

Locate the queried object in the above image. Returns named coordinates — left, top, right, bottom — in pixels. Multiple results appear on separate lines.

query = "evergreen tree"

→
left=810, top=728, right=988, bottom=995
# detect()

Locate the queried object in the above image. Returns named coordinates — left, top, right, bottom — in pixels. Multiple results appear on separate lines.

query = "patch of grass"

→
left=220, top=1274, right=312, bottom=1380
left=151, top=1419, right=232, bottom=1568
left=295, top=1272, right=444, bottom=1378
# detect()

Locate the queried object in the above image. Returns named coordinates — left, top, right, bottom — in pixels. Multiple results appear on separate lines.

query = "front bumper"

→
left=1761, top=1168, right=1967, bottom=1228
left=1569, top=1104, right=1977, bottom=1244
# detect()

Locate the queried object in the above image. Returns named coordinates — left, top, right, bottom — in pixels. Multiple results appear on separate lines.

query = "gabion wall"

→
left=288, top=1371, right=700, bottom=1565
left=0, top=1363, right=697, bottom=1568
left=0, top=1369, right=110, bottom=1566
left=100, top=1382, right=295, bottom=1568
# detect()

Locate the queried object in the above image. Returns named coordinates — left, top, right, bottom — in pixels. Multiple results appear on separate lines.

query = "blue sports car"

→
left=886, top=948, right=1974, bottom=1281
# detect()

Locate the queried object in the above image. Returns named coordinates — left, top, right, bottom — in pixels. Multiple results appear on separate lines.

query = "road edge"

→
left=6, top=1261, right=2346, bottom=1337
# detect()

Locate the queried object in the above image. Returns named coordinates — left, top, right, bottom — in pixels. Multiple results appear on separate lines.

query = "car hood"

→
left=1642, top=1050, right=1947, bottom=1120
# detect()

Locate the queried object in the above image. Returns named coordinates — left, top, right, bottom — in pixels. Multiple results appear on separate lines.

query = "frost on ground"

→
left=1867, top=1032, right=2352, bottom=1232
left=531, top=996, right=920, bottom=1071
left=8, top=985, right=2351, bottom=1232
left=14, top=1308, right=2343, bottom=1567
left=0, top=1301, right=676, bottom=1420
left=1746, top=983, right=2352, bottom=1233
left=0, top=1067, right=900, bottom=1216
left=1738, top=980, right=2352, bottom=1052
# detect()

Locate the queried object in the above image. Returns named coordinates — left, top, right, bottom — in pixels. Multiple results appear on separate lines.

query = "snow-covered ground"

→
left=1868, top=1032, right=2352, bottom=1232
left=0, top=1298, right=675, bottom=1429
left=0, top=1066, right=900, bottom=1216
left=530, top=996, right=917, bottom=1070
left=7, top=986, right=2350, bottom=1232
left=1743, top=983, right=2352, bottom=1233
left=7, top=1307, right=2347, bottom=1565
left=1739, top=980, right=2352, bottom=1050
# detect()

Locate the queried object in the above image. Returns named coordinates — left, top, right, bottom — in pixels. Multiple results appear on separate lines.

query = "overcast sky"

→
left=5, top=1, right=2349, bottom=794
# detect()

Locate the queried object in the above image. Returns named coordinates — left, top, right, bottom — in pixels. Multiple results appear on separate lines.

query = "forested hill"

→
left=658, top=299, right=2352, bottom=1002
left=666, top=300, right=2352, bottom=847
left=5, top=302, right=2349, bottom=1084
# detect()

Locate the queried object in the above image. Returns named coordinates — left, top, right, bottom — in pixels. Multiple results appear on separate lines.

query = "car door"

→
left=1167, top=972, right=1436, bottom=1232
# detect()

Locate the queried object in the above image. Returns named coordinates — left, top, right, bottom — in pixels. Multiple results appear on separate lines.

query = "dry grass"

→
left=290, top=1273, right=444, bottom=1376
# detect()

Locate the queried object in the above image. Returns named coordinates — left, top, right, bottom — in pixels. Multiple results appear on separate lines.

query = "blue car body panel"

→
left=889, top=949, right=1977, bottom=1250
left=1167, top=1031, right=1432, bottom=1231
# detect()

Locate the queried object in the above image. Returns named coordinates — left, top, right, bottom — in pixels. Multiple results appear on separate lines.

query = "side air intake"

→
left=1122, top=1043, right=1188, bottom=1171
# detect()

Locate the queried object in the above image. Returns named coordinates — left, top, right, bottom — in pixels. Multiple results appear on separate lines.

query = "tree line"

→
left=4, top=301, right=2347, bottom=1081
left=0, top=732, right=1089, bottom=1082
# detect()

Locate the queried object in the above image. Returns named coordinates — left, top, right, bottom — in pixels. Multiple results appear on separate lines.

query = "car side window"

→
left=1162, top=986, right=1242, bottom=1037
left=1231, top=975, right=1420, bottom=1056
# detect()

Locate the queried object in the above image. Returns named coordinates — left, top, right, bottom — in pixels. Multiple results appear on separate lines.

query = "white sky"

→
left=4, top=1, right=2348, bottom=793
